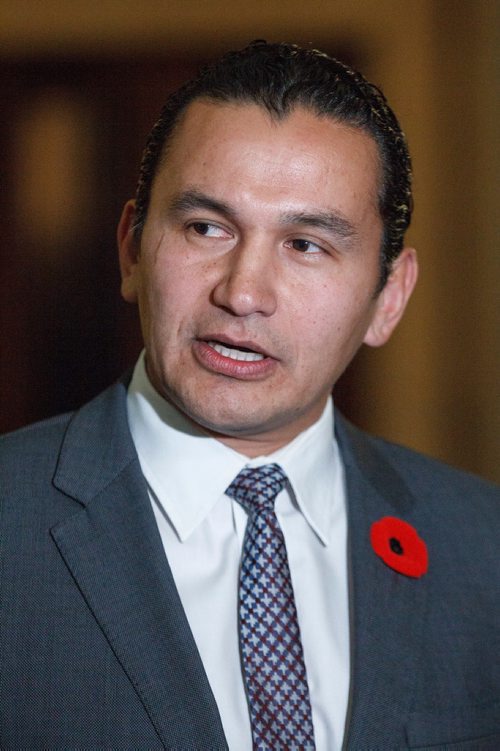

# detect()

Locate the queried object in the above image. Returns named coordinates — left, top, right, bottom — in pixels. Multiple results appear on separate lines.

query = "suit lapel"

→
left=337, top=416, right=428, bottom=749
left=51, top=382, right=228, bottom=750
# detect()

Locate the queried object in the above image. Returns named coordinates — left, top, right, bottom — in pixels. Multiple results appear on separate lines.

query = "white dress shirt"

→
left=127, top=352, right=350, bottom=750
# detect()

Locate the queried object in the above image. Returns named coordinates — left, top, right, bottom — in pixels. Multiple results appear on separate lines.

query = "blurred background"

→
left=0, top=0, right=498, bottom=482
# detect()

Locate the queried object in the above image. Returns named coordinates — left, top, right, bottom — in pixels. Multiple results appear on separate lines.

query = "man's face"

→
left=119, top=101, right=416, bottom=456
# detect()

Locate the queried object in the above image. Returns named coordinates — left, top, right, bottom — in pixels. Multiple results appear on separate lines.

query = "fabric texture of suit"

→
left=1, top=378, right=499, bottom=750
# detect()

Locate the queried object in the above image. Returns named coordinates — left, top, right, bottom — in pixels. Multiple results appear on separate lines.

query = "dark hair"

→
left=133, top=40, right=413, bottom=289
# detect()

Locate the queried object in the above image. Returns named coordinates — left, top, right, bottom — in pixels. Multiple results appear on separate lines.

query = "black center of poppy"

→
left=389, top=537, right=404, bottom=555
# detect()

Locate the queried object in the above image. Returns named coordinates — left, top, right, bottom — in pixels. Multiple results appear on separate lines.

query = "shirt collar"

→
left=127, top=352, right=343, bottom=545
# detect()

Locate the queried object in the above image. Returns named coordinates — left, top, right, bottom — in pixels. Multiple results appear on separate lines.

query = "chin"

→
left=176, top=395, right=281, bottom=439
left=188, top=406, right=265, bottom=438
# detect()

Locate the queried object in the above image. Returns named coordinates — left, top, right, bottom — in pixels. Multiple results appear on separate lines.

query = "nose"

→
left=211, top=239, right=278, bottom=317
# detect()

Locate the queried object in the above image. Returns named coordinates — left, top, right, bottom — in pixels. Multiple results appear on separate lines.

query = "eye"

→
left=289, top=238, right=324, bottom=254
left=189, top=222, right=231, bottom=239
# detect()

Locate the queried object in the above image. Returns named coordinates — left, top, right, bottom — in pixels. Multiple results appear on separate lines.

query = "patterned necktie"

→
left=226, top=464, right=316, bottom=750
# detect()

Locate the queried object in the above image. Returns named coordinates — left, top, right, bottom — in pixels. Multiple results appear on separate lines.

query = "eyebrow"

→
left=169, top=189, right=235, bottom=220
left=168, top=189, right=357, bottom=243
left=280, top=211, right=357, bottom=241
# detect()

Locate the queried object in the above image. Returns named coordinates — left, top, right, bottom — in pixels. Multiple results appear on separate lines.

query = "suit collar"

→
left=53, top=377, right=137, bottom=505
left=336, top=413, right=417, bottom=517
left=51, top=380, right=228, bottom=749
left=336, top=413, right=428, bottom=748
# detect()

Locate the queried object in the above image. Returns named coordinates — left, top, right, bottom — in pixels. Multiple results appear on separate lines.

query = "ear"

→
left=117, top=199, right=140, bottom=303
left=364, top=247, right=418, bottom=347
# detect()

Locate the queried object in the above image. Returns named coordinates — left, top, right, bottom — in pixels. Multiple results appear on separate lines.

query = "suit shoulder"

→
left=337, top=414, right=499, bottom=512
left=0, top=412, right=74, bottom=485
left=374, top=432, right=496, bottom=493
left=1, top=412, right=73, bottom=456
left=1, top=379, right=136, bottom=508
left=2, top=411, right=73, bottom=440
left=1, top=377, right=129, bottom=469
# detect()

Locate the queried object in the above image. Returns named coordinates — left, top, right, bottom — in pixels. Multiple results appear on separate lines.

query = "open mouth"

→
left=207, top=341, right=265, bottom=362
left=193, top=337, right=276, bottom=379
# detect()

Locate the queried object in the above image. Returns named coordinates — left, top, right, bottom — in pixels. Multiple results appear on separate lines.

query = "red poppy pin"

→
left=370, top=516, right=428, bottom=578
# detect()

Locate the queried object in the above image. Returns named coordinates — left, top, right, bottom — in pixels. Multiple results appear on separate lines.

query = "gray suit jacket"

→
left=1, top=379, right=499, bottom=750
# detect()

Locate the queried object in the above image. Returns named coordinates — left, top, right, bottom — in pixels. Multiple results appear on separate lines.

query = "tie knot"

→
left=226, top=463, right=287, bottom=516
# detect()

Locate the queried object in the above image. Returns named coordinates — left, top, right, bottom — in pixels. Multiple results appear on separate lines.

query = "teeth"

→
left=209, top=341, right=265, bottom=362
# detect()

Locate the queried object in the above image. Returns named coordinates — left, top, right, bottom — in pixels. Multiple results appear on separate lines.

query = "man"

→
left=1, top=41, right=499, bottom=750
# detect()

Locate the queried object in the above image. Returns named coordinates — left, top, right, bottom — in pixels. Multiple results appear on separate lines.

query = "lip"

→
left=199, top=334, right=273, bottom=358
left=193, top=336, right=278, bottom=379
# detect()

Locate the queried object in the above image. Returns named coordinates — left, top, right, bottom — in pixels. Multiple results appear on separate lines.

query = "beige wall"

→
left=1, top=0, right=498, bottom=481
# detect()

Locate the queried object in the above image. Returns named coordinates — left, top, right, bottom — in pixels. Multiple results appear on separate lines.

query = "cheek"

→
left=295, top=287, right=375, bottom=365
left=140, top=259, right=209, bottom=347
left=136, top=267, right=173, bottom=344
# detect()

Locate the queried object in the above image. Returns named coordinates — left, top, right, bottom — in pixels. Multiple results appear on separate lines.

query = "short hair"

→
left=133, top=40, right=413, bottom=289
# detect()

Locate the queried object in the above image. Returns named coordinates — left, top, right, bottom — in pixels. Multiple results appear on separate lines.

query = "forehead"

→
left=153, top=100, right=382, bottom=222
